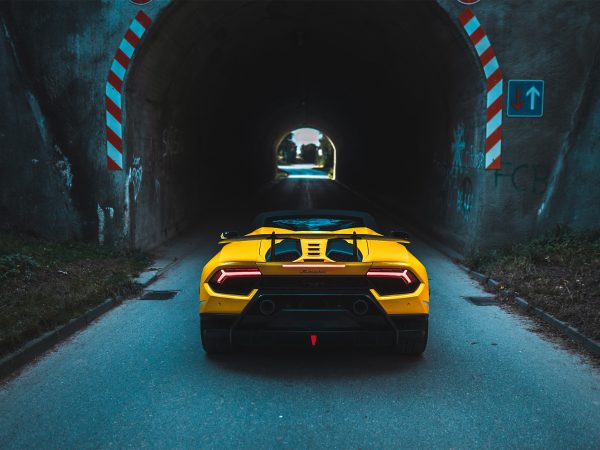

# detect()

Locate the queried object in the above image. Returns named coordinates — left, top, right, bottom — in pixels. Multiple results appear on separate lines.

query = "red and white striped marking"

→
left=458, top=8, right=502, bottom=170
left=106, top=11, right=152, bottom=171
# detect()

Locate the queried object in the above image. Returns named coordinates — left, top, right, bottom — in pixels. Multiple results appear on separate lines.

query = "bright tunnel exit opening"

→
left=276, top=128, right=336, bottom=180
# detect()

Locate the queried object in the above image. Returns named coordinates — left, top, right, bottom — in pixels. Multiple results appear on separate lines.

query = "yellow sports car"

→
left=199, top=210, right=429, bottom=354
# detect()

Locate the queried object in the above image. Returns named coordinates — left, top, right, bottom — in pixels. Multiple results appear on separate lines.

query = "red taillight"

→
left=366, top=268, right=420, bottom=295
left=208, top=268, right=261, bottom=295
left=367, top=268, right=417, bottom=284
left=211, top=268, right=261, bottom=284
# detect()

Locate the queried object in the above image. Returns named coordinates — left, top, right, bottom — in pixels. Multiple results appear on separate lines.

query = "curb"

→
left=459, top=265, right=600, bottom=357
left=0, top=297, right=122, bottom=380
left=0, top=262, right=170, bottom=381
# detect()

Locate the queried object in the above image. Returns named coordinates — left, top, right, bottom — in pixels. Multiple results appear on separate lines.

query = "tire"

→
left=392, top=322, right=428, bottom=356
left=200, top=326, right=232, bottom=354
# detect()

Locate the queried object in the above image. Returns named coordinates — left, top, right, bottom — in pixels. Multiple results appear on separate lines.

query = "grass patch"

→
left=0, top=233, right=150, bottom=357
left=464, top=226, right=600, bottom=341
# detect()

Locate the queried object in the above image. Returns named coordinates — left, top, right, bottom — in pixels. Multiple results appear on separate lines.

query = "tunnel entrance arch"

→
left=276, top=128, right=337, bottom=180
left=123, top=1, right=487, bottom=251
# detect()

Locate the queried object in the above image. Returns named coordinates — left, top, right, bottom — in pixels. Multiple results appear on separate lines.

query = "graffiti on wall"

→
left=438, top=122, right=549, bottom=227
left=96, top=205, right=115, bottom=245
left=451, top=123, right=484, bottom=176
left=494, top=162, right=549, bottom=194
left=457, top=177, right=473, bottom=221
left=130, top=157, right=143, bottom=201
left=450, top=124, right=466, bottom=177
left=97, top=204, right=105, bottom=245
left=448, top=123, right=482, bottom=221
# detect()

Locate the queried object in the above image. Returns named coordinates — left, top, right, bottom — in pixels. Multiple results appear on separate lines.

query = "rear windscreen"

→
left=264, top=217, right=363, bottom=231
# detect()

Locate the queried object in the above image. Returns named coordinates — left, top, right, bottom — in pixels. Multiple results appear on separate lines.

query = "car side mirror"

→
left=220, top=231, right=239, bottom=239
left=390, top=230, right=410, bottom=240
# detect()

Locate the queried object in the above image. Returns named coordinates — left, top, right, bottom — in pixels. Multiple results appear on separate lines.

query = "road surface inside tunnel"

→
left=278, top=164, right=330, bottom=179
left=1, top=179, right=600, bottom=449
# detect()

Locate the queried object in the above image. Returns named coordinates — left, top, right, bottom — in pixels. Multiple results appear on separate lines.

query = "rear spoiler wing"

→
left=219, top=232, right=409, bottom=244
left=219, top=232, right=409, bottom=262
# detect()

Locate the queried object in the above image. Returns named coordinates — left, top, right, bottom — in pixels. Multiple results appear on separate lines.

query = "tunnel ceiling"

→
left=125, top=0, right=483, bottom=248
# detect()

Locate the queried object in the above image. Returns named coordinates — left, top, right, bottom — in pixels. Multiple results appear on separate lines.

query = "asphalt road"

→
left=278, top=164, right=329, bottom=178
left=1, top=179, right=600, bottom=449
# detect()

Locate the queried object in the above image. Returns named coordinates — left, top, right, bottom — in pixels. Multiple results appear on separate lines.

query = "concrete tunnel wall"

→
left=0, top=0, right=170, bottom=245
left=1, top=0, right=600, bottom=253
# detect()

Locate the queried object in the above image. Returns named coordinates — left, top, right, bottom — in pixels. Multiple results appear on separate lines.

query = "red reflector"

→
left=367, top=268, right=416, bottom=284
left=310, top=335, right=317, bottom=347
left=212, top=268, right=261, bottom=285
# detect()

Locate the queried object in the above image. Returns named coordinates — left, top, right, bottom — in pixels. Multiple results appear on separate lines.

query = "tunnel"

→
left=125, top=0, right=484, bottom=249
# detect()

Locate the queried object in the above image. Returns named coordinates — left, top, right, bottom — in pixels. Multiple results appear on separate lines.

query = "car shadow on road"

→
left=203, top=348, right=427, bottom=381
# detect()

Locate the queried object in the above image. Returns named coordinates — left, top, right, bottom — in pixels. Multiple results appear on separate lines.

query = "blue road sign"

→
left=507, top=80, right=544, bottom=117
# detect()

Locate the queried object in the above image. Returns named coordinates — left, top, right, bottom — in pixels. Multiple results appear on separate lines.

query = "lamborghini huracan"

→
left=199, top=210, right=429, bottom=354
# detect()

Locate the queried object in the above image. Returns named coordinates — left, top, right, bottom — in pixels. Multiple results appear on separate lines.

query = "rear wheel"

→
left=392, top=322, right=428, bottom=356
left=200, top=325, right=232, bottom=354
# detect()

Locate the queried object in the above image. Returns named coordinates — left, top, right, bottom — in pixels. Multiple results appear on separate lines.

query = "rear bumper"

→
left=200, top=312, right=428, bottom=349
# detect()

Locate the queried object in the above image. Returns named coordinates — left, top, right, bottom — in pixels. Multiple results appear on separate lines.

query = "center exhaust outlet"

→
left=259, top=299, right=276, bottom=315
left=352, top=299, right=369, bottom=316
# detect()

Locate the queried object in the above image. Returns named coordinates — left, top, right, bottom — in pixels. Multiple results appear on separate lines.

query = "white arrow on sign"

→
left=526, top=86, right=541, bottom=110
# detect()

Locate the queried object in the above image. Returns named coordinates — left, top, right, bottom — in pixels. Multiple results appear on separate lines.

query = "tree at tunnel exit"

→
left=318, top=135, right=335, bottom=171
left=278, top=134, right=296, bottom=164
left=301, top=143, right=317, bottom=164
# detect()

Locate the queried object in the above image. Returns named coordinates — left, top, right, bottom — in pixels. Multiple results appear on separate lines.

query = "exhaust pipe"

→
left=352, top=299, right=369, bottom=316
left=259, top=299, right=276, bottom=315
